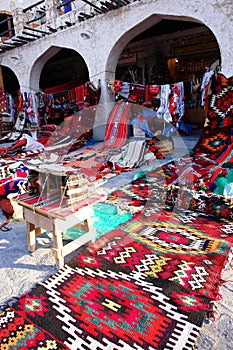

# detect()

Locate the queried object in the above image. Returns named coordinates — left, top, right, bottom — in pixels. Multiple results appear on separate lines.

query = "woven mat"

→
left=1, top=205, right=232, bottom=349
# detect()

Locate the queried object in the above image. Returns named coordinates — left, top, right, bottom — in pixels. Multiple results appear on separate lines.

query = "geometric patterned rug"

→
left=1, top=72, right=232, bottom=349
left=1, top=208, right=232, bottom=350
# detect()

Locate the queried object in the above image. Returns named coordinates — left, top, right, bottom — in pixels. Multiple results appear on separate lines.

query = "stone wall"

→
left=0, top=0, right=232, bottom=103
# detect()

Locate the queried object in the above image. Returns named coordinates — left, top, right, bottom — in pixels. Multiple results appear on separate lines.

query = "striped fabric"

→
left=44, top=110, right=95, bottom=155
left=108, top=140, right=146, bottom=168
left=66, top=174, right=89, bottom=207
left=104, top=102, right=132, bottom=148
left=40, top=124, right=57, bottom=132
left=19, top=149, right=43, bottom=159
left=18, top=193, right=98, bottom=218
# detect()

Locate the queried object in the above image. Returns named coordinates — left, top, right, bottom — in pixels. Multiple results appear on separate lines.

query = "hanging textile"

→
left=43, top=79, right=83, bottom=94
left=157, top=84, right=172, bottom=123
left=108, top=80, right=186, bottom=136
left=203, top=73, right=233, bottom=129
left=104, top=102, right=132, bottom=148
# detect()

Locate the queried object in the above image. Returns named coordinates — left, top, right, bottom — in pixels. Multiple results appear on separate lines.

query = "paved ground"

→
left=0, top=220, right=57, bottom=310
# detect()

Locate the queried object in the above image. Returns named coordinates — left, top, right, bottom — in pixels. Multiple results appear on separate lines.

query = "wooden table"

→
left=16, top=198, right=97, bottom=269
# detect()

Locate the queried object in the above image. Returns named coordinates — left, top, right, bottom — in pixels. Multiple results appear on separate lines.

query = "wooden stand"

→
left=21, top=203, right=96, bottom=269
left=15, top=167, right=105, bottom=269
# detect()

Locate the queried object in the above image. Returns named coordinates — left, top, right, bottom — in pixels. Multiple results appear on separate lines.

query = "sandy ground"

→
left=0, top=220, right=57, bottom=310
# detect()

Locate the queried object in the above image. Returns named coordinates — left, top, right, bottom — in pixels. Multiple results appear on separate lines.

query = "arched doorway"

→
left=39, top=48, right=89, bottom=91
left=114, top=18, right=220, bottom=126
left=0, top=65, right=19, bottom=137
left=37, top=47, right=92, bottom=125
left=116, top=19, right=220, bottom=85
left=0, top=65, right=20, bottom=95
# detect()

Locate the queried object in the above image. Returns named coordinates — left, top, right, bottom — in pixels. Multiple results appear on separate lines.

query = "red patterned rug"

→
left=192, top=125, right=233, bottom=160
left=0, top=206, right=232, bottom=350
left=204, top=73, right=233, bottom=129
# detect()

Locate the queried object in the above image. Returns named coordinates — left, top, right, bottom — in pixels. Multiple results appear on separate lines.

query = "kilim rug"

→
left=192, top=125, right=233, bottom=160
left=1, top=207, right=232, bottom=350
left=203, top=73, right=233, bottom=129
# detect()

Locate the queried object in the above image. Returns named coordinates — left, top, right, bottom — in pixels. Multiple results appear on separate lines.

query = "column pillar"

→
left=45, top=0, right=62, bottom=26
left=90, top=70, right=116, bottom=141
left=12, top=8, right=26, bottom=36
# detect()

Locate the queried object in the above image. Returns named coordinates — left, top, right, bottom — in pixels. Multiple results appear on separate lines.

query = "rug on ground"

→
left=1, top=73, right=232, bottom=350
left=0, top=205, right=232, bottom=350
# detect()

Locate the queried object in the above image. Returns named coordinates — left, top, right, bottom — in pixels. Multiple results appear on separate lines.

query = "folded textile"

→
left=19, top=134, right=44, bottom=152
left=108, top=140, right=146, bottom=169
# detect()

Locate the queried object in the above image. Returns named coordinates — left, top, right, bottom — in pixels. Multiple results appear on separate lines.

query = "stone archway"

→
left=115, top=19, right=220, bottom=85
left=39, top=47, right=89, bottom=91
left=30, top=46, right=64, bottom=91
left=92, top=14, right=221, bottom=139
left=30, top=46, right=89, bottom=92
left=96, top=14, right=222, bottom=106
left=105, top=15, right=221, bottom=84
left=0, top=65, right=19, bottom=95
